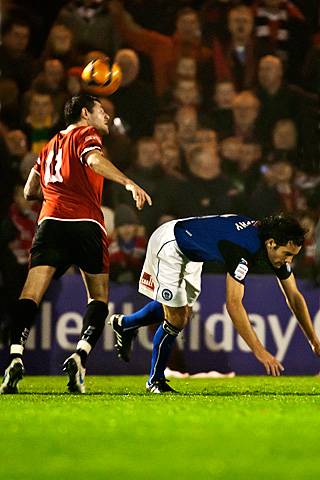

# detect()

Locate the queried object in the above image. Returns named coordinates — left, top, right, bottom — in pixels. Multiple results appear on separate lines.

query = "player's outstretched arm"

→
left=86, top=150, right=152, bottom=210
left=24, top=168, right=43, bottom=201
left=278, top=275, right=320, bottom=356
left=226, top=274, right=284, bottom=376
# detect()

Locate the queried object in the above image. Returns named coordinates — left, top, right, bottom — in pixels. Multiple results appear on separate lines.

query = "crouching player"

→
left=110, top=214, right=320, bottom=392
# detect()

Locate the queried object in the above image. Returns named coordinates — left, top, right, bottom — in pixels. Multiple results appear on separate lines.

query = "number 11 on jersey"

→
left=44, top=149, right=63, bottom=185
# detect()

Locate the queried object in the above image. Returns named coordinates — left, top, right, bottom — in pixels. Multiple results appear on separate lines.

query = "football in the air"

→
left=81, top=58, right=122, bottom=95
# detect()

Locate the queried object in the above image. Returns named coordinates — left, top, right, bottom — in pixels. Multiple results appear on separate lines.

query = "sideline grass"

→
left=1, top=376, right=320, bottom=480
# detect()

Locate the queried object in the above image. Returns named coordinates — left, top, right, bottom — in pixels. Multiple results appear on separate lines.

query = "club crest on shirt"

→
left=234, top=258, right=249, bottom=281
left=140, top=272, right=155, bottom=291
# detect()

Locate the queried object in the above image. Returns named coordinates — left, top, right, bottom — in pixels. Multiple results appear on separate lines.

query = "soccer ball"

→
left=81, top=58, right=122, bottom=95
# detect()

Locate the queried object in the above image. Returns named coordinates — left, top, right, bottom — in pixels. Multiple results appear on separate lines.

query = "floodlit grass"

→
left=1, top=376, right=320, bottom=479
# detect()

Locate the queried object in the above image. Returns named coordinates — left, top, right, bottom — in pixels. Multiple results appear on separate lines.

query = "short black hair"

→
left=2, top=16, right=31, bottom=36
left=64, top=94, right=100, bottom=125
left=258, top=214, right=307, bottom=247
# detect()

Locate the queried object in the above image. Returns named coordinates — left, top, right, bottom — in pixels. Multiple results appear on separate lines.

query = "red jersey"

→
left=34, top=126, right=106, bottom=232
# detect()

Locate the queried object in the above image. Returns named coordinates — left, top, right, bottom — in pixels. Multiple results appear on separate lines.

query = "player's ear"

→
left=265, top=238, right=276, bottom=249
left=81, top=107, right=90, bottom=120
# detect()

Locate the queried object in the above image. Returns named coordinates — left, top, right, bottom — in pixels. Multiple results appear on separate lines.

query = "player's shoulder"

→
left=82, top=126, right=102, bottom=143
left=72, top=125, right=100, bottom=138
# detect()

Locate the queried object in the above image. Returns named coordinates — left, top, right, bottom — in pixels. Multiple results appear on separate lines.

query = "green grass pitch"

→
left=1, top=376, right=320, bottom=480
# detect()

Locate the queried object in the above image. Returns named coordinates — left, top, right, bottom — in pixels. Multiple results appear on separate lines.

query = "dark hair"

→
left=2, top=16, right=31, bottom=36
left=258, top=214, right=307, bottom=247
left=64, top=94, right=100, bottom=125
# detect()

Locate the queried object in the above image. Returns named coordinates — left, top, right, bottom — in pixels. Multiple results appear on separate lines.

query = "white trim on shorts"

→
left=138, top=220, right=203, bottom=307
left=38, top=216, right=108, bottom=237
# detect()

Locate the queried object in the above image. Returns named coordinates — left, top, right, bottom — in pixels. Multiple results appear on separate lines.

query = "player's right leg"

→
left=109, top=300, right=165, bottom=362
left=0, top=265, right=56, bottom=394
left=63, top=269, right=109, bottom=394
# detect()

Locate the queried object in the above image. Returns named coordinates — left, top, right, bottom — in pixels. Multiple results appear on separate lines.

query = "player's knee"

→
left=166, top=306, right=189, bottom=329
left=87, top=300, right=109, bottom=325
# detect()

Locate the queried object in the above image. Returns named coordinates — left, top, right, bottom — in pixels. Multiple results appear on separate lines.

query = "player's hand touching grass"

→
left=254, top=349, right=284, bottom=376
left=125, top=182, right=152, bottom=210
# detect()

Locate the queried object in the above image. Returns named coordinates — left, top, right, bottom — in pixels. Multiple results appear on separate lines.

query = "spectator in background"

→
left=194, top=128, right=217, bottom=150
left=109, top=204, right=147, bottom=283
left=294, top=213, right=317, bottom=278
left=267, top=118, right=299, bottom=166
left=153, top=115, right=177, bottom=147
left=255, top=55, right=318, bottom=167
left=0, top=135, right=18, bottom=220
left=0, top=16, right=36, bottom=93
left=222, top=139, right=262, bottom=201
left=111, top=49, right=157, bottom=139
left=31, top=58, right=69, bottom=117
left=249, top=160, right=305, bottom=218
left=175, top=105, right=199, bottom=156
left=219, top=136, right=243, bottom=165
left=66, top=66, right=83, bottom=97
left=253, top=0, right=308, bottom=83
left=3, top=129, right=29, bottom=182
left=158, top=145, right=235, bottom=221
left=112, top=137, right=163, bottom=236
left=0, top=184, right=39, bottom=345
left=41, top=23, right=81, bottom=69
left=200, top=0, right=239, bottom=45
left=0, top=17, right=36, bottom=92
left=56, top=0, right=120, bottom=57
left=226, top=90, right=261, bottom=143
left=256, top=55, right=293, bottom=139
left=202, top=80, right=235, bottom=137
left=7, top=185, right=39, bottom=271
left=160, top=77, right=202, bottom=112
left=159, top=142, right=183, bottom=180
left=175, top=56, right=197, bottom=81
left=212, top=5, right=257, bottom=91
left=21, top=89, right=61, bottom=154
left=109, top=1, right=213, bottom=97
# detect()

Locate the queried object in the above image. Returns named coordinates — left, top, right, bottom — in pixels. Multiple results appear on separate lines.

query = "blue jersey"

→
left=174, top=215, right=292, bottom=283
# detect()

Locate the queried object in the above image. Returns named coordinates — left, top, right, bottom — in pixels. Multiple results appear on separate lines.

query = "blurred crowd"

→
left=0, top=0, right=319, bottom=319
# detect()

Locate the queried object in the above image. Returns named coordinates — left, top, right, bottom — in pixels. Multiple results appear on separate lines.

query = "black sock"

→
left=10, top=353, right=23, bottom=361
left=76, top=349, right=88, bottom=368
left=10, top=298, right=38, bottom=348
left=80, top=300, right=109, bottom=350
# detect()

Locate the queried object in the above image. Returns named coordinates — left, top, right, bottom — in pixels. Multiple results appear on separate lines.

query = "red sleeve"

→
left=76, top=127, right=103, bottom=164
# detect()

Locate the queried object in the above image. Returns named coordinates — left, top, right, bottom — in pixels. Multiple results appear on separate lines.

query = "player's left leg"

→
left=146, top=305, right=191, bottom=394
left=63, top=271, right=109, bottom=393
left=0, top=265, right=56, bottom=394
